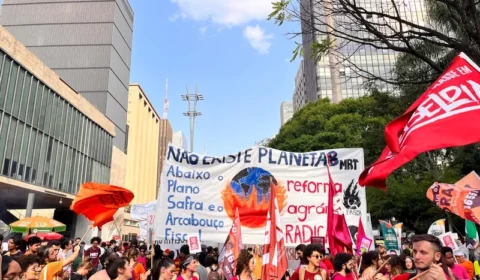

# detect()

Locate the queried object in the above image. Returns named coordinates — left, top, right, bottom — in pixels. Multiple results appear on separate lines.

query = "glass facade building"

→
left=298, top=0, right=427, bottom=107
left=0, top=49, right=112, bottom=195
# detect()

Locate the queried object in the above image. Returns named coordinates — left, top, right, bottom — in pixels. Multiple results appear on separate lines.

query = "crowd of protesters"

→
left=2, top=233, right=479, bottom=280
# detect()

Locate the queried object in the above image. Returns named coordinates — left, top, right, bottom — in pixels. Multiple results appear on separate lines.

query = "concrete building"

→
left=0, top=26, right=117, bottom=239
left=157, top=119, right=172, bottom=196
left=172, top=131, right=188, bottom=150
left=293, top=60, right=306, bottom=112
left=126, top=85, right=160, bottom=205
left=0, top=0, right=134, bottom=153
left=280, top=101, right=294, bottom=126
left=297, top=0, right=426, bottom=108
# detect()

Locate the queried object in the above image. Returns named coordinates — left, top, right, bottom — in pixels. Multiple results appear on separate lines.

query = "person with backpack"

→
left=205, top=256, right=222, bottom=280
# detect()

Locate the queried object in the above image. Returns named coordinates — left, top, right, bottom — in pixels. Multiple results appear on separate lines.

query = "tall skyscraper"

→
left=297, top=0, right=426, bottom=108
left=293, top=60, right=306, bottom=112
left=0, top=0, right=134, bottom=152
left=280, top=101, right=294, bottom=126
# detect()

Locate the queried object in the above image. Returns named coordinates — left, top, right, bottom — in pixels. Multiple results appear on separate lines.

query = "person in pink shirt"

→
left=442, top=246, right=470, bottom=280
left=137, top=246, right=147, bottom=270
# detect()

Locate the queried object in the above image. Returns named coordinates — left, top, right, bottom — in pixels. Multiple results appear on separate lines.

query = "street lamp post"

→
left=182, top=86, right=203, bottom=153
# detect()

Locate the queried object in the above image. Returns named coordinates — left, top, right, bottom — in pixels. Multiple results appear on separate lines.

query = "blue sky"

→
left=128, top=0, right=300, bottom=156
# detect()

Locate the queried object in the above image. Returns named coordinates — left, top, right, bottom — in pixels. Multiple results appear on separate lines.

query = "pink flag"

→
left=355, top=217, right=366, bottom=255
left=219, top=208, right=242, bottom=280
left=261, top=181, right=288, bottom=279
left=327, top=159, right=353, bottom=256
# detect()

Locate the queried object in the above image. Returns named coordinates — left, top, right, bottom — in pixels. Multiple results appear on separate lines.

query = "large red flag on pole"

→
left=326, top=160, right=353, bottom=256
left=219, top=208, right=242, bottom=280
left=261, top=181, right=288, bottom=280
left=360, top=53, right=480, bottom=188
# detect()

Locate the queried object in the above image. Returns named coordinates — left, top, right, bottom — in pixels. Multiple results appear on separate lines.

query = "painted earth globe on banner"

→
left=222, top=167, right=287, bottom=228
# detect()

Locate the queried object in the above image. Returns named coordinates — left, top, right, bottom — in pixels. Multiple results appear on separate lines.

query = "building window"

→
left=0, top=49, right=114, bottom=194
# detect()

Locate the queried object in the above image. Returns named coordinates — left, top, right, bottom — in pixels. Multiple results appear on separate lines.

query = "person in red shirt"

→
left=298, top=244, right=328, bottom=280
left=84, top=237, right=102, bottom=273
left=331, top=253, right=354, bottom=280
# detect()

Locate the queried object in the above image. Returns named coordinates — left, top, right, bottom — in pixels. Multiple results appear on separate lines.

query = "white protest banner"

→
left=155, top=144, right=366, bottom=246
left=439, top=232, right=459, bottom=250
left=131, top=201, right=157, bottom=221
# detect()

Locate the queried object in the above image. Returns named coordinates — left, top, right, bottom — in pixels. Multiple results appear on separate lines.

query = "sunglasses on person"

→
left=311, top=254, right=322, bottom=259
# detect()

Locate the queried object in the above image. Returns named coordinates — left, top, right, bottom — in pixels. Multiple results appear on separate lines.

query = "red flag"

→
left=71, top=182, right=134, bottom=228
left=360, top=53, right=480, bottom=188
left=261, top=181, right=288, bottom=280
left=355, top=217, right=366, bottom=255
left=218, top=208, right=242, bottom=280
left=327, top=160, right=353, bottom=256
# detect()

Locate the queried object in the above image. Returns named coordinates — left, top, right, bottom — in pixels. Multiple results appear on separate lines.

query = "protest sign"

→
left=154, top=144, right=366, bottom=245
left=131, top=201, right=156, bottom=221
left=357, top=237, right=372, bottom=255
left=439, top=232, right=459, bottom=250
left=187, top=234, right=201, bottom=254
left=427, top=219, right=446, bottom=236
left=379, top=220, right=400, bottom=254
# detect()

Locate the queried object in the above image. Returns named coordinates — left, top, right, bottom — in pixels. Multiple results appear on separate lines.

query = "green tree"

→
left=267, top=94, right=465, bottom=232
left=269, top=91, right=401, bottom=165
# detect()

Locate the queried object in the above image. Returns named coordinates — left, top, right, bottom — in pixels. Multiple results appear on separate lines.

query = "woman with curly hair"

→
left=232, top=249, right=256, bottom=280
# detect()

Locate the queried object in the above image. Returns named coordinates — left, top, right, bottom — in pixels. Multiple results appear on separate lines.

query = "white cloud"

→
left=243, top=25, right=274, bottom=55
left=170, top=0, right=272, bottom=26
left=199, top=27, right=208, bottom=35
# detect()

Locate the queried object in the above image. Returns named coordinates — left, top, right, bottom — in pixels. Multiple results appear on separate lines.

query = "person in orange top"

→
left=39, top=244, right=80, bottom=280
left=126, top=248, right=148, bottom=280
left=455, top=251, right=474, bottom=279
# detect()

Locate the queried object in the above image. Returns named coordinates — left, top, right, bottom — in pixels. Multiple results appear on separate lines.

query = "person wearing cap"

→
left=456, top=250, right=475, bottom=279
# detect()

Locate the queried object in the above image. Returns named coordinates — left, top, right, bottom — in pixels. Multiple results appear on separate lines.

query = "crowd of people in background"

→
left=2, top=233, right=480, bottom=280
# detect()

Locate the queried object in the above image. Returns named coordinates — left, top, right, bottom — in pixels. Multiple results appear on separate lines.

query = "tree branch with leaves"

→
left=269, top=0, right=480, bottom=85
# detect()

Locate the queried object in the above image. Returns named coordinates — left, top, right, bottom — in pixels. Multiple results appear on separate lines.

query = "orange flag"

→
left=427, top=171, right=480, bottom=223
left=70, top=182, right=134, bottom=228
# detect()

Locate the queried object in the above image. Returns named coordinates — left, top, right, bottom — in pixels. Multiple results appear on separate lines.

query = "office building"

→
left=280, top=101, right=294, bottom=125
left=298, top=0, right=426, bottom=108
left=293, top=60, right=306, bottom=112
left=157, top=119, right=172, bottom=195
left=126, top=85, right=160, bottom=204
left=0, top=0, right=134, bottom=153
left=0, top=26, right=116, bottom=238
left=172, top=131, right=188, bottom=151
